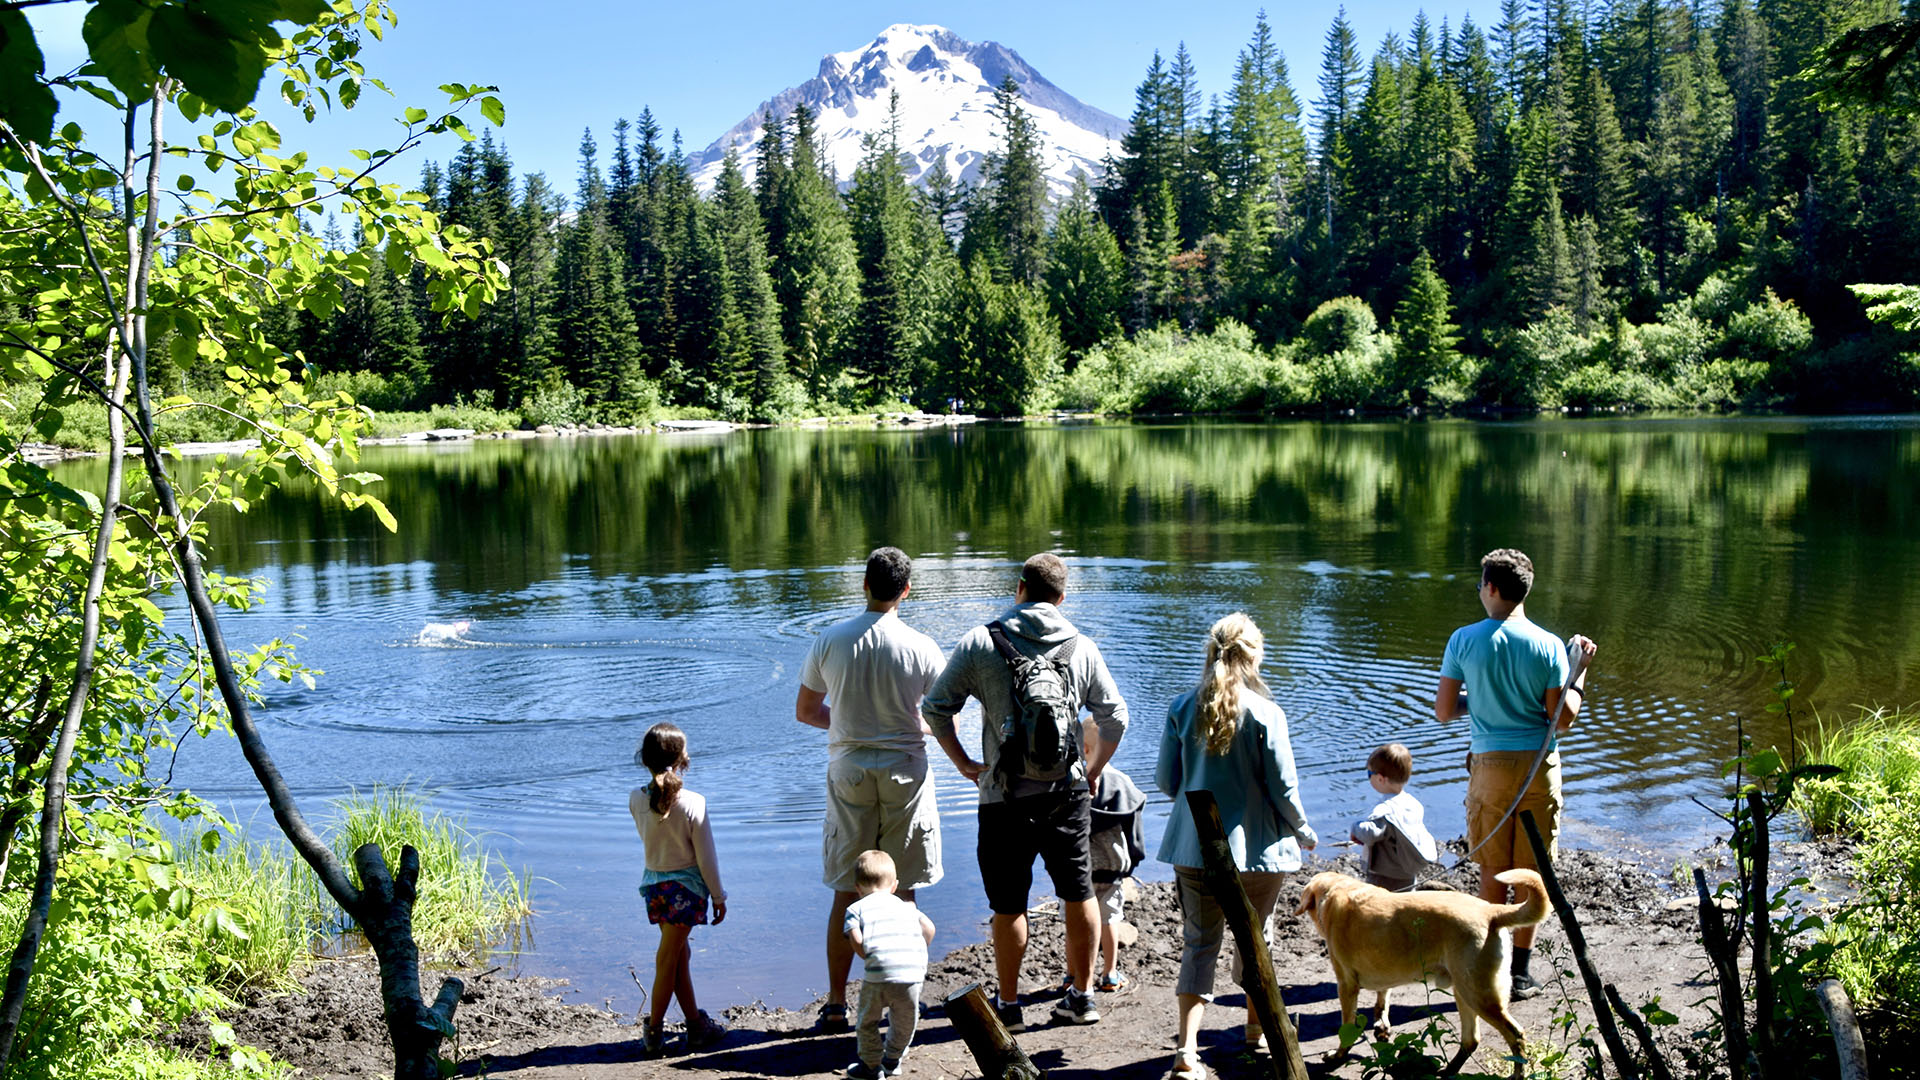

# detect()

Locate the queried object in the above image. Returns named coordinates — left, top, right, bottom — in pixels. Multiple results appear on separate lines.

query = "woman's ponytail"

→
left=1196, top=613, right=1269, bottom=756
left=637, top=722, right=690, bottom=814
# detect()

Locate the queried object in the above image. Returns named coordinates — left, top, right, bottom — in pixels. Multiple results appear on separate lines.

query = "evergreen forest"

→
left=263, top=3, right=1920, bottom=420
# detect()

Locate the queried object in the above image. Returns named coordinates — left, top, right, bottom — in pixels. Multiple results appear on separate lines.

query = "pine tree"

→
left=768, top=103, right=860, bottom=395
left=708, top=150, right=786, bottom=414
left=1315, top=8, right=1365, bottom=244
left=1390, top=248, right=1464, bottom=405
left=968, top=77, right=1050, bottom=287
left=553, top=128, right=643, bottom=410
left=847, top=121, right=947, bottom=404
left=1045, top=174, right=1126, bottom=353
left=1220, top=12, right=1310, bottom=239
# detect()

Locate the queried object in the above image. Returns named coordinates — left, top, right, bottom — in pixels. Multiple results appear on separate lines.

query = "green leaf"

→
left=403, top=105, right=428, bottom=123
left=362, top=494, right=397, bottom=532
left=81, top=0, right=159, bottom=101
left=480, top=95, right=505, bottom=126
left=149, top=5, right=269, bottom=112
left=0, top=10, right=56, bottom=144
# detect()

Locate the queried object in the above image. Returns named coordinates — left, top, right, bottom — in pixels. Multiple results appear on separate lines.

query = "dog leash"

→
left=1396, top=637, right=1592, bottom=892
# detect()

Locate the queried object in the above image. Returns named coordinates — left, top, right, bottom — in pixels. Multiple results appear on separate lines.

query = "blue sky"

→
left=30, top=0, right=1495, bottom=190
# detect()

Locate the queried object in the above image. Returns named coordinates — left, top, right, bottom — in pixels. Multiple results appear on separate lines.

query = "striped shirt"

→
left=843, top=892, right=928, bottom=984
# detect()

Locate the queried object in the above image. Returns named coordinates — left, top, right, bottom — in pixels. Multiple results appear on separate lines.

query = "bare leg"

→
left=827, top=889, right=859, bottom=1007
left=1098, top=920, right=1117, bottom=978
left=651, top=924, right=693, bottom=1025
left=1176, top=992, right=1207, bottom=1054
left=1062, top=897, right=1099, bottom=993
left=992, top=913, right=1028, bottom=1003
left=671, top=931, right=699, bottom=1019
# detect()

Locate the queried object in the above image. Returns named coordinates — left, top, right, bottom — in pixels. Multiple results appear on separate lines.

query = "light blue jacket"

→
left=1155, top=689, right=1317, bottom=873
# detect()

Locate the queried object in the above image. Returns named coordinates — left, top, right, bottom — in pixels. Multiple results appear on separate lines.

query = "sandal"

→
left=1172, top=1047, right=1210, bottom=1079
left=816, top=1002, right=850, bottom=1033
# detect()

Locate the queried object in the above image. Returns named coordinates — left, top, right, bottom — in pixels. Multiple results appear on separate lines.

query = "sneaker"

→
left=881, top=1055, right=904, bottom=1076
left=1095, top=971, right=1132, bottom=993
left=1510, top=972, right=1541, bottom=1001
left=1052, top=987, right=1102, bottom=1025
left=846, top=1063, right=885, bottom=1080
left=995, top=998, right=1025, bottom=1033
left=639, top=1016, right=666, bottom=1057
left=687, top=1009, right=728, bottom=1050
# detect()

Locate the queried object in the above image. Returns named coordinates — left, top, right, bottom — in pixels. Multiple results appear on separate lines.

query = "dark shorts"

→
left=977, top=790, right=1094, bottom=915
left=643, top=881, right=710, bottom=926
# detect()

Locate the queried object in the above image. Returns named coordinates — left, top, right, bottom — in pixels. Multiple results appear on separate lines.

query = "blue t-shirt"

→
left=1440, top=616, right=1570, bottom=753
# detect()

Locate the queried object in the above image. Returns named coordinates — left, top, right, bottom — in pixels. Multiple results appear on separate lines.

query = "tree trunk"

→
left=1693, top=866, right=1749, bottom=1080
left=943, top=983, right=1042, bottom=1080
left=1517, top=810, right=1641, bottom=1080
left=1183, top=790, right=1309, bottom=1080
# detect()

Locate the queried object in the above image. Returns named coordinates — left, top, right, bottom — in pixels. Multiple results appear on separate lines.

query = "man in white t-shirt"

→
left=796, top=547, right=947, bottom=1030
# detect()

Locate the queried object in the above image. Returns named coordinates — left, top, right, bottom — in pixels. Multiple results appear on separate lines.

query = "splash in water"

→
left=415, top=620, right=472, bottom=646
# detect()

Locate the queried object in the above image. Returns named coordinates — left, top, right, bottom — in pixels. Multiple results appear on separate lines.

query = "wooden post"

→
left=1693, top=866, right=1748, bottom=1080
left=1183, top=790, right=1309, bottom=1080
left=943, top=983, right=1043, bottom=1080
left=1813, top=980, right=1869, bottom=1080
left=1517, top=810, right=1641, bottom=1080
left=1746, top=792, right=1775, bottom=1078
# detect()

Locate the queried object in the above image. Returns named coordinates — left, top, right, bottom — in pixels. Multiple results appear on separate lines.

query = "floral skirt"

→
left=643, top=880, right=709, bottom=926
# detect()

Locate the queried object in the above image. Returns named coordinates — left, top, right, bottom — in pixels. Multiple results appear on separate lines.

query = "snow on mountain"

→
left=687, top=24, right=1124, bottom=199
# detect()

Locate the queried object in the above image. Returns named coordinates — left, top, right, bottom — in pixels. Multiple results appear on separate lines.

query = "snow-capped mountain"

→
left=687, top=24, right=1124, bottom=199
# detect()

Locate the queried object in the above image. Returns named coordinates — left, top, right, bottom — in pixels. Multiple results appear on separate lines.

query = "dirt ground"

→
left=207, top=837, right=1864, bottom=1080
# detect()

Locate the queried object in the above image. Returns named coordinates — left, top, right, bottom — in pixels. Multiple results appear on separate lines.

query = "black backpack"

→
left=987, top=621, right=1081, bottom=783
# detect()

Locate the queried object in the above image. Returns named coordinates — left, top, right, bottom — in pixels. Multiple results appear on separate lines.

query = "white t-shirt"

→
left=801, top=609, right=945, bottom=760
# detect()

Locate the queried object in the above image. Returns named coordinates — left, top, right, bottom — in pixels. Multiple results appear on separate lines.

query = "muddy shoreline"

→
left=202, top=838, right=1857, bottom=1080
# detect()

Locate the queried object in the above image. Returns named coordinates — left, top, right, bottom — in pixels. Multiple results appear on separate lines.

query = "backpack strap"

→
left=986, top=621, right=1024, bottom=664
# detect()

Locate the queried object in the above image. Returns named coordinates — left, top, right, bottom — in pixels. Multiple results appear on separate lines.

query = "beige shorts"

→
left=1465, top=750, right=1562, bottom=869
left=824, top=748, right=942, bottom=892
left=1095, top=880, right=1125, bottom=924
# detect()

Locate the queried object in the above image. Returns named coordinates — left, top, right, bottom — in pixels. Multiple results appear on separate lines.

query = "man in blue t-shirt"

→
left=1434, top=548, right=1595, bottom=999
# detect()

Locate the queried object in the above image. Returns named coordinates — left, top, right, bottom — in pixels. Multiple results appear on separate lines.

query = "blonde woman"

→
left=1155, top=613, right=1316, bottom=1080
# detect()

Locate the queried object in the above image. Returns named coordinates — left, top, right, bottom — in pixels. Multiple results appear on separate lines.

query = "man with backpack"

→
left=922, top=553, right=1129, bottom=1031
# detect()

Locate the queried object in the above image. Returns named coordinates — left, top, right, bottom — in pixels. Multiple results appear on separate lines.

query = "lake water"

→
left=55, top=416, right=1920, bottom=1012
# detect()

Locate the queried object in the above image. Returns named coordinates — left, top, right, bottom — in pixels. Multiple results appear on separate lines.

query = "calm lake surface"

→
left=56, top=416, right=1920, bottom=1011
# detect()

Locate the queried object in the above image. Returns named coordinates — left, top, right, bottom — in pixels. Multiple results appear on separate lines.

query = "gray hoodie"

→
left=922, top=602, right=1130, bottom=805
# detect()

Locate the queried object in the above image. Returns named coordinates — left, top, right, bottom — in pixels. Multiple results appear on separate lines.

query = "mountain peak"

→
left=689, top=26, right=1122, bottom=197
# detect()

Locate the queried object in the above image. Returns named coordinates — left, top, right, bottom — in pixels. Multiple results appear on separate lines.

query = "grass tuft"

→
left=1794, top=706, right=1920, bottom=835
left=311, top=786, right=533, bottom=955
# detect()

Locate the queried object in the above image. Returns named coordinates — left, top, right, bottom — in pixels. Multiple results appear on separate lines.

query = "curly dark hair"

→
left=1480, top=548, right=1535, bottom=604
left=865, top=547, right=913, bottom=603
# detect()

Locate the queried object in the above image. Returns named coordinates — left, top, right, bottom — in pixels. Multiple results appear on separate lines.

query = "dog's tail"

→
left=1489, top=869, right=1552, bottom=930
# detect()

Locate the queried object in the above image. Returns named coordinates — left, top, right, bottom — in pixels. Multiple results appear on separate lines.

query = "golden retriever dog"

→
left=1294, top=870, right=1550, bottom=1078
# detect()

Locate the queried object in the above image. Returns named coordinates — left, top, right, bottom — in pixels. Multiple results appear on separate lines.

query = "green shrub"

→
left=306, top=370, right=423, bottom=412
left=1726, top=290, right=1815, bottom=376
left=1559, top=364, right=1668, bottom=408
left=1305, top=346, right=1385, bottom=409
left=0, top=831, right=275, bottom=1079
left=1823, top=790, right=1920, bottom=1025
left=1298, top=296, right=1379, bottom=358
left=518, top=377, right=588, bottom=428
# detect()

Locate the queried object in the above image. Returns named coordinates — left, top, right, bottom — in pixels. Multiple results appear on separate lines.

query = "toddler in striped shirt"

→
left=842, top=850, right=936, bottom=1078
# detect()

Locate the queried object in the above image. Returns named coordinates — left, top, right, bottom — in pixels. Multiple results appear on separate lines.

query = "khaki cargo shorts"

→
left=1465, top=749, right=1562, bottom=868
left=824, top=747, right=942, bottom=892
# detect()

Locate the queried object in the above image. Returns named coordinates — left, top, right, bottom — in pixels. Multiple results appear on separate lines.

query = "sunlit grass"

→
left=1794, top=706, right=1920, bottom=835
left=310, top=786, right=534, bottom=956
